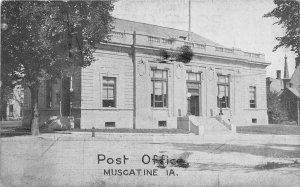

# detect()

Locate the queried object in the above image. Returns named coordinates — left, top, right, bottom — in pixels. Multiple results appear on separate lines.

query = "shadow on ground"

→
left=189, top=162, right=254, bottom=173
left=170, top=143, right=300, bottom=173
left=171, top=143, right=300, bottom=158
left=0, top=127, right=70, bottom=138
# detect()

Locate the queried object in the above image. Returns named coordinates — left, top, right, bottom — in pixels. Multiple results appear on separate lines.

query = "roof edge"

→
left=113, top=17, right=191, bottom=33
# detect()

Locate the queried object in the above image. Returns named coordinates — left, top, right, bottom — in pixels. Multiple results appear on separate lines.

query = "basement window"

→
left=252, top=118, right=257, bottom=124
left=105, top=122, right=115, bottom=127
left=158, top=121, right=167, bottom=127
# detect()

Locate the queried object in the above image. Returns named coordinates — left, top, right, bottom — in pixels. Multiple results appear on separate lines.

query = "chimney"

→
left=276, top=70, right=281, bottom=79
left=283, top=55, right=289, bottom=78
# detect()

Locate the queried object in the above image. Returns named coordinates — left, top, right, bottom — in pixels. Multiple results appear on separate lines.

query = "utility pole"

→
left=188, top=0, right=191, bottom=41
left=132, top=31, right=136, bottom=129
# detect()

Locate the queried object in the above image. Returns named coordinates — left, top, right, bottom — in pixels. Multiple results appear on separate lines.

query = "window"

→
left=186, top=72, right=201, bottom=82
left=105, top=122, right=116, bottom=127
left=20, top=103, right=23, bottom=117
left=102, top=77, right=116, bottom=107
left=9, top=105, right=13, bottom=117
left=151, top=69, right=168, bottom=108
left=46, top=80, right=52, bottom=108
left=249, top=86, right=256, bottom=108
left=252, top=118, right=257, bottom=124
left=217, top=74, right=230, bottom=108
left=158, top=121, right=167, bottom=127
left=285, top=100, right=291, bottom=110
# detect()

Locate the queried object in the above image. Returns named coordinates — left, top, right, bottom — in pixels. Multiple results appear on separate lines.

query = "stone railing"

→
left=110, top=31, right=266, bottom=63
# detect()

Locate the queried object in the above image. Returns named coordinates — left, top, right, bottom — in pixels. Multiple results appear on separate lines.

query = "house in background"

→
left=266, top=70, right=284, bottom=93
left=1, top=85, right=24, bottom=121
left=22, top=18, right=270, bottom=129
left=279, top=57, right=300, bottom=125
left=266, top=55, right=290, bottom=94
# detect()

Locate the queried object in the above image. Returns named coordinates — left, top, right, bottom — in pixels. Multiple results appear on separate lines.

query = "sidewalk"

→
left=0, top=120, right=22, bottom=128
left=3, top=131, right=298, bottom=146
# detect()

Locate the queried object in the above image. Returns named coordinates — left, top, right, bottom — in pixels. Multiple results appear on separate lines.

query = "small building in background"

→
left=1, top=85, right=24, bottom=121
left=266, top=70, right=284, bottom=94
left=267, top=55, right=300, bottom=125
left=279, top=57, right=300, bottom=125
left=266, top=56, right=290, bottom=94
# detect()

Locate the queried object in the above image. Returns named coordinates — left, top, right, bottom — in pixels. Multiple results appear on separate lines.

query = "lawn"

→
left=70, top=128, right=190, bottom=134
left=237, top=124, right=300, bottom=135
left=0, top=127, right=190, bottom=138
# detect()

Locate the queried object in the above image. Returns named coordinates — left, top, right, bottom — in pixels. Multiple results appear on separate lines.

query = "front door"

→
left=186, top=72, right=201, bottom=116
left=189, top=94, right=199, bottom=116
left=187, top=85, right=201, bottom=116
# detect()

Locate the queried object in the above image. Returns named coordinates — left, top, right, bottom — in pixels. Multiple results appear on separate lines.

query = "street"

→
left=1, top=132, right=300, bottom=187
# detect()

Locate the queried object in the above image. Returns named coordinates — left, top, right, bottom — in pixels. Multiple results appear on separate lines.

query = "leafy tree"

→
left=264, top=0, right=300, bottom=58
left=1, top=1, right=114, bottom=135
left=267, top=90, right=288, bottom=124
left=158, top=45, right=194, bottom=63
left=176, top=45, right=194, bottom=63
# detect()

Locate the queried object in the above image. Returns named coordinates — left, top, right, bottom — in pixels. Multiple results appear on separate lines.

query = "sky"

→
left=112, top=0, right=297, bottom=78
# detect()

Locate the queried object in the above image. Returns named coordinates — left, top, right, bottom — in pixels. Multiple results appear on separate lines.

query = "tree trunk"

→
left=29, top=85, right=40, bottom=135
left=0, top=87, right=6, bottom=120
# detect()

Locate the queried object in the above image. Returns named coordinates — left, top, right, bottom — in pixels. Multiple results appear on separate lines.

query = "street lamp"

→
left=187, top=92, right=191, bottom=115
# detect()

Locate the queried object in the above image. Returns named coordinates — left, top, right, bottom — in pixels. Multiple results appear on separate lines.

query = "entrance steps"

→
left=191, top=116, right=229, bottom=132
left=177, top=116, right=231, bottom=135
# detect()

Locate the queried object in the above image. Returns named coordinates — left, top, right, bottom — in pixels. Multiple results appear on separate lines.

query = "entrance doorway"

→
left=188, top=94, right=199, bottom=116
left=186, top=72, right=201, bottom=116
left=187, top=84, right=201, bottom=116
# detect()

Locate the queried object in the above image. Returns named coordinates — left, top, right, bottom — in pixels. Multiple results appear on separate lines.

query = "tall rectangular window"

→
left=102, top=77, right=116, bottom=107
left=46, top=80, right=52, bottom=108
left=151, top=69, right=168, bottom=108
left=9, top=104, right=13, bottom=117
left=249, top=86, right=256, bottom=108
left=217, top=74, right=230, bottom=108
left=20, top=103, right=23, bottom=117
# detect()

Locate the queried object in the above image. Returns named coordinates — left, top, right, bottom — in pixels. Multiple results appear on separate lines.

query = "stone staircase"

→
left=178, top=116, right=231, bottom=135
left=191, top=116, right=229, bottom=132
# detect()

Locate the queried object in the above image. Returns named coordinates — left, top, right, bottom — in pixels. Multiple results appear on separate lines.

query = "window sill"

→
left=151, top=108, right=169, bottom=110
left=244, top=108, right=267, bottom=110
left=101, top=107, right=118, bottom=110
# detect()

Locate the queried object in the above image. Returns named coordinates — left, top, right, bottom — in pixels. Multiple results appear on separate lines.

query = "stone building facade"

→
left=22, top=19, right=269, bottom=129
